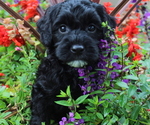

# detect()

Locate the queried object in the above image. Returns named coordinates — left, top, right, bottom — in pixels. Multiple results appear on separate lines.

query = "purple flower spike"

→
left=78, top=68, right=85, bottom=77
left=112, top=62, right=122, bottom=70
left=59, top=117, right=67, bottom=125
left=69, top=118, right=75, bottom=122
left=113, top=55, right=119, bottom=59
left=131, top=0, right=137, bottom=3
left=14, top=0, right=20, bottom=3
left=122, top=79, right=130, bottom=84
left=69, top=112, right=74, bottom=118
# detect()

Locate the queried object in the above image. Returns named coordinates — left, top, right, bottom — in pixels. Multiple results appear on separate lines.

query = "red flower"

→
left=0, top=25, right=26, bottom=47
left=12, top=37, right=25, bottom=46
left=116, top=19, right=140, bottom=38
left=146, top=109, right=150, bottom=111
left=0, top=73, right=5, bottom=76
left=0, top=25, right=12, bottom=47
left=13, top=0, right=39, bottom=20
left=115, top=18, right=142, bottom=61
left=1, top=84, right=9, bottom=88
left=11, top=30, right=26, bottom=46
left=142, top=0, right=150, bottom=1
left=103, top=2, right=114, bottom=14
left=133, top=53, right=142, bottom=61
left=126, top=39, right=142, bottom=61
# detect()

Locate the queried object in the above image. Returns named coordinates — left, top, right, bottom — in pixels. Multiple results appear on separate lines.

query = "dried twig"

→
left=117, top=0, right=142, bottom=27
left=92, top=0, right=101, bottom=4
left=4, top=110, right=18, bottom=119
left=37, top=6, right=45, bottom=17
left=110, top=0, right=130, bottom=16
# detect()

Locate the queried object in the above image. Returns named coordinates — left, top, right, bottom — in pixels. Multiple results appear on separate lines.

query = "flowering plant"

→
left=0, top=0, right=150, bottom=125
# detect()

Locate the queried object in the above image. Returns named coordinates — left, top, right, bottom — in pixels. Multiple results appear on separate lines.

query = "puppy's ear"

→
left=37, top=4, right=61, bottom=47
left=95, top=4, right=116, bottom=29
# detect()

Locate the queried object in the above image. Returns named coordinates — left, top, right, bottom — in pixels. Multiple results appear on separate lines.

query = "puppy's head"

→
left=37, top=0, right=116, bottom=68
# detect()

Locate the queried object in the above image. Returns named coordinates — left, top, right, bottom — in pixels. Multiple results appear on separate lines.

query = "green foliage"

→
left=0, top=44, right=41, bottom=124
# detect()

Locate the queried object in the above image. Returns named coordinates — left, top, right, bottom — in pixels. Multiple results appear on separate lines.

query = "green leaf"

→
left=7, top=44, right=15, bottom=54
left=101, top=117, right=109, bottom=125
left=66, top=123, right=74, bottom=125
left=55, top=100, right=72, bottom=107
left=104, top=108, right=111, bottom=117
left=0, top=119, right=9, bottom=125
left=13, top=53, right=21, bottom=61
left=0, top=100, right=6, bottom=109
left=106, top=89, right=121, bottom=93
left=101, top=22, right=108, bottom=27
left=101, top=94, right=114, bottom=100
left=96, top=112, right=104, bottom=120
left=90, top=90, right=104, bottom=95
left=131, top=106, right=141, bottom=119
left=75, top=94, right=89, bottom=105
left=0, top=46, right=6, bottom=53
left=124, top=75, right=139, bottom=80
left=88, top=98, right=96, bottom=104
left=57, top=90, right=67, bottom=97
left=116, top=81, right=129, bottom=88
left=98, top=100, right=106, bottom=105
left=74, top=112, right=81, bottom=119
left=128, top=85, right=136, bottom=97
left=66, top=86, right=71, bottom=97
left=123, top=119, right=129, bottom=125
left=110, top=114, right=118, bottom=123
left=0, top=112, right=11, bottom=118
left=119, top=94, right=127, bottom=107
left=42, top=122, right=46, bottom=125
left=1, top=91, right=10, bottom=98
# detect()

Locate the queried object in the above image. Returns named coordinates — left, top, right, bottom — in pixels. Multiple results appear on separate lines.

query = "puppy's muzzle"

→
left=67, top=45, right=87, bottom=68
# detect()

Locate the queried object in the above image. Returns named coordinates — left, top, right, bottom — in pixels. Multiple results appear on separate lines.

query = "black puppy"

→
left=30, top=0, right=116, bottom=124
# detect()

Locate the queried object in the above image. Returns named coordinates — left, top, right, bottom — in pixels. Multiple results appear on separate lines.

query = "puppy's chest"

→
left=60, top=69, right=84, bottom=86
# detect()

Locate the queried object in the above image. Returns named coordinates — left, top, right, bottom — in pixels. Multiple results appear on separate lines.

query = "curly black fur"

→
left=30, top=0, right=116, bottom=124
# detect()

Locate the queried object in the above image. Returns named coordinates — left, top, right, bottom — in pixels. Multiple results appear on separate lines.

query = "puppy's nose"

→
left=71, top=45, right=84, bottom=54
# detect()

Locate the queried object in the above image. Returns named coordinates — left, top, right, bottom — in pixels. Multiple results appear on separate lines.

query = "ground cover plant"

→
left=0, top=0, right=150, bottom=125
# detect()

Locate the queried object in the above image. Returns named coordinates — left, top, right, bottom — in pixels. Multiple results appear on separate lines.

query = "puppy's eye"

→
left=59, top=25, right=69, bottom=33
left=87, top=25, right=96, bottom=32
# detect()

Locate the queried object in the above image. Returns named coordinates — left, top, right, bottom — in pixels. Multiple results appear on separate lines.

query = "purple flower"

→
left=131, top=0, right=137, bottom=3
left=112, top=62, right=122, bottom=70
left=113, top=55, right=119, bottom=59
left=14, top=0, right=20, bottom=3
left=74, top=119, right=84, bottom=125
left=60, top=112, right=84, bottom=125
left=69, top=112, right=74, bottom=118
left=69, top=118, right=75, bottom=122
left=113, top=40, right=119, bottom=44
left=59, top=121, right=65, bottom=125
left=59, top=117, right=67, bottom=125
left=78, top=119, right=84, bottom=124
left=84, top=77, right=90, bottom=81
left=144, top=12, right=150, bottom=19
left=78, top=68, right=85, bottom=77
left=62, top=117, right=67, bottom=122
left=15, top=47, right=22, bottom=51
left=122, top=79, right=130, bottom=84
left=110, top=72, right=119, bottom=79
left=79, top=85, right=87, bottom=95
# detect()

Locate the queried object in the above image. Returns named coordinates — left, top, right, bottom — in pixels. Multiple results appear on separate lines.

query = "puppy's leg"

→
left=30, top=85, right=51, bottom=125
left=30, top=83, right=70, bottom=125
